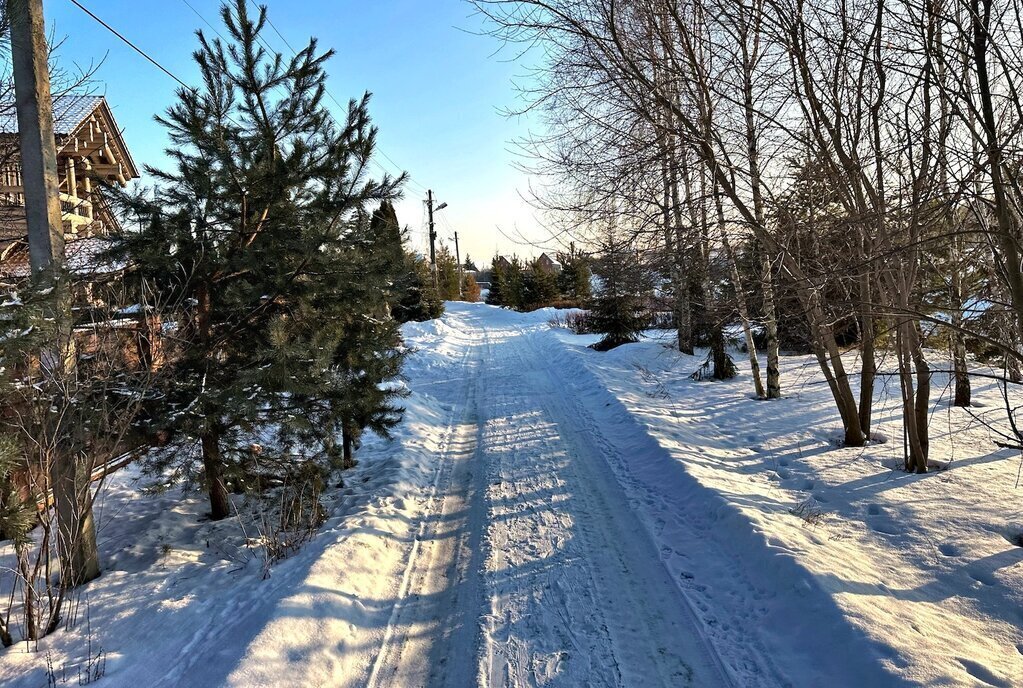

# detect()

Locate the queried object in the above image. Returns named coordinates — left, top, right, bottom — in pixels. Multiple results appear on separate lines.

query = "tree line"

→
left=485, top=252, right=592, bottom=310
left=474, top=0, right=1023, bottom=472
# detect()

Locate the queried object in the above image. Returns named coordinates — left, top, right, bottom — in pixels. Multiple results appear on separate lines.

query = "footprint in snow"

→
left=967, top=567, right=998, bottom=587
left=869, top=519, right=900, bottom=536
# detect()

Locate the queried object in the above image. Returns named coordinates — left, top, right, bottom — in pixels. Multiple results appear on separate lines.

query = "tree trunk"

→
left=1008, top=325, right=1023, bottom=384
left=341, top=424, right=356, bottom=470
left=201, top=430, right=230, bottom=521
left=667, top=142, right=694, bottom=355
left=718, top=196, right=763, bottom=395
left=912, top=325, right=932, bottom=466
left=760, top=250, right=782, bottom=399
left=858, top=270, right=877, bottom=437
left=896, top=322, right=930, bottom=473
left=661, top=137, right=693, bottom=355
left=950, top=256, right=971, bottom=406
left=710, top=325, right=732, bottom=381
left=49, top=447, right=99, bottom=586
left=16, top=540, right=34, bottom=642
left=972, top=0, right=1023, bottom=347
left=737, top=0, right=780, bottom=399
left=803, top=289, right=867, bottom=446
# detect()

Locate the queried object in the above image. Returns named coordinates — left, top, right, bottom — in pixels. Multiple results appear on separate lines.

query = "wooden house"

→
left=0, top=94, right=159, bottom=369
left=0, top=94, right=139, bottom=280
left=536, top=252, right=563, bottom=274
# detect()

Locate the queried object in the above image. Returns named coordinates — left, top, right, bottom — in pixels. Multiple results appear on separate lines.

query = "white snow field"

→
left=2, top=301, right=1022, bottom=686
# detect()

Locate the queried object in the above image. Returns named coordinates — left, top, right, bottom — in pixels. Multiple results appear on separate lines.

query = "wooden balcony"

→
left=0, top=189, right=96, bottom=232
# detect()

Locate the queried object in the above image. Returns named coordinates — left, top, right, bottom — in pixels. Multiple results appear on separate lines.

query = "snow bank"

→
left=546, top=326, right=1023, bottom=687
left=5, top=301, right=1018, bottom=687
left=0, top=307, right=480, bottom=688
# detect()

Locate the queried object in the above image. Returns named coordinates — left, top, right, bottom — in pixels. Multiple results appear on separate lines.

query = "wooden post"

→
left=427, top=189, right=438, bottom=290
left=454, top=231, right=463, bottom=299
left=9, top=0, right=64, bottom=269
left=9, top=0, right=100, bottom=585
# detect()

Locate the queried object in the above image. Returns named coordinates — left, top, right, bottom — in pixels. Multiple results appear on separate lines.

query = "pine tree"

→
left=558, top=253, right=592, bottom=303
left=436, top=245, right=461, bottom=300
left=113, top=1, right=400, bottom=519
left=462, top=272, right=482, bottom=302
left=522, top=259, right=559, bottom=310
left=589, top=235, right=651, bottom=350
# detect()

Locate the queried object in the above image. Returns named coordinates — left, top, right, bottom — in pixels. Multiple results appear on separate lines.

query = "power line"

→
left=71, top=0, right=255, bottom=137
left=73, top=0, right=427, bottom=197
left=260, top=10, right=298, bottom=54
left=179, top=0, right=228, bottom=41
left=246, top=0, right=430, bottom=194
left=67, top=0, right=194, bottom=92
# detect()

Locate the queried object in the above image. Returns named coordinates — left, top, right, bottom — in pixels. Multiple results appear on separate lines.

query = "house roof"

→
left=0, top=94, right=106, bottom=136
left=539, top=252, right=562, bottom=268
left=0, top=237, right=125, bottom=280
left=0, top=94, right=139, bottom=181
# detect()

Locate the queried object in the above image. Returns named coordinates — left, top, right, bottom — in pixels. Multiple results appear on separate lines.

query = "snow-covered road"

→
left=14, top=301, right=1008, bottom=687
left=366, top=306, right=729, bottom=687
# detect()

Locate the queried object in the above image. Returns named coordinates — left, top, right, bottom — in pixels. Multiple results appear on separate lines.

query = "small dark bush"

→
left=565, top=310, right=593, bottom=334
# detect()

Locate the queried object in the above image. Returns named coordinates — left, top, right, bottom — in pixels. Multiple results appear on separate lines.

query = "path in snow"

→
left=368, top=308, right=729, bottom=687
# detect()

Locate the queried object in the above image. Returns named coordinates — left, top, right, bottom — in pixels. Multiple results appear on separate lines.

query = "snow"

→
left=546, top=324, right=1023, bottom=687
left=2, top=302, right=1021, bottom=686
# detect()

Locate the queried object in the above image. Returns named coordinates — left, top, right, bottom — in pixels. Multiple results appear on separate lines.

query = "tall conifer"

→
left=114, top=1, right=400, bottom=519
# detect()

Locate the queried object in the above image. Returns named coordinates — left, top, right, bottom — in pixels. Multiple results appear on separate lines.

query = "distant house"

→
left=480, top=254, right=564, bottom=286
left=0, top=94, right=140, bottom=280
left=536, top=252, right=562, bottom=274
left=478, top=255, right=510, bottom=289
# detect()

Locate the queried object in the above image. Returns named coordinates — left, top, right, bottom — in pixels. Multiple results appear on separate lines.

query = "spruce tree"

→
left=393, top=253, right=444, bottom=322
left=289, top=215, right=409, bottom=470
left=558, top=253, right=592, bottom=303
left=436, top=245, right=461, bottom=300
left=589, top=235, right=651, bottom=350
left=113, top=1, right=400, bottom=519
left=369, top=200, right=405, bottom=304
left=486, top=259, right=507, bottom=306
left=0, top=435, right=29, bottom=647
left=504, top=258, right=525, bottom=309
left=522, top=259, right=559, bottom=310
left=368, top=200, right=443, bottom=322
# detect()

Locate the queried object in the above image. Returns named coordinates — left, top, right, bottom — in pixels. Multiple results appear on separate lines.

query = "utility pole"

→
left=10, top=0, right=100, bottom=585
left=425, top=190, right=448, bottom=292
left=426, top=189, right=438, bottom=289
left=453, top=231, right=463, bottom=298
left=11, top=0, right=63, bottom=273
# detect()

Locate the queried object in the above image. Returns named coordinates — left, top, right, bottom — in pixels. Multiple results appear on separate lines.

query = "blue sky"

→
left=46, top=0, right=547, bottom=262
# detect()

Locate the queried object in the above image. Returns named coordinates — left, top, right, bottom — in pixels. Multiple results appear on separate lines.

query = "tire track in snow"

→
left=366, top=313, right=489, bottom=688
left=477, top=312, right=731, bottom=687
